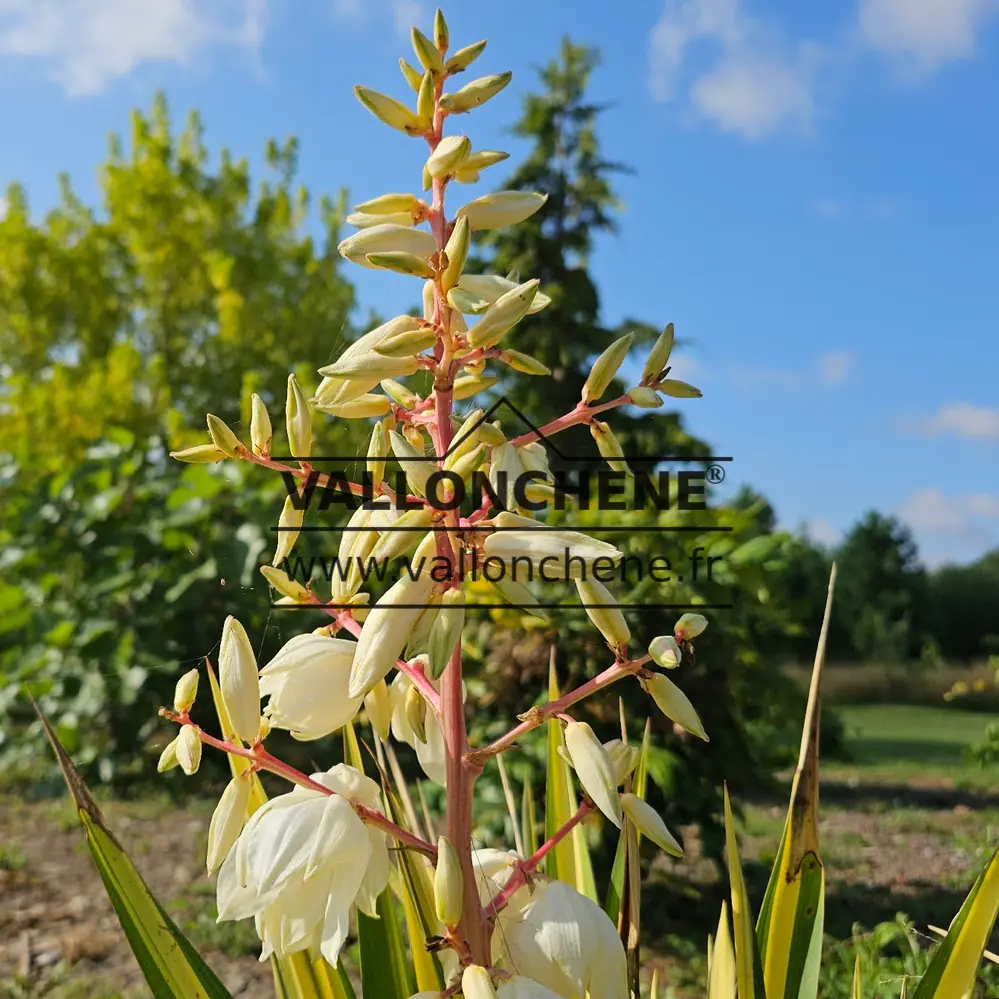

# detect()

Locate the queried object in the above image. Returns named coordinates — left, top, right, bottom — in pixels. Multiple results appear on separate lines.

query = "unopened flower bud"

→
left=286, top=374, right=312, bottom=461
left=366, top=251, right=435, bottom=278
left=352, top=85, right=424, bottom=134
left=399, top=58, right=423, bottom=91
left=621, top=792, right=683, bottom=856
left=454, top=149, right=510, bottom=184
left=575, top=577, right=630, bottom=651
left=446, top=407, right=485, bottom=466
left=173, top=669, right=199, bottom=714
left=590, top=420, right=628, bottom=474
left=479, top=421, right=506, bottom=446
left=428, top=588, right=465, bottom=680
left=338, top=224, right=437, bottom=268
left=171, top=444, right=227, bottom=464
left=642, top=673, right=708, bottom=742
left=219, top=616, right=261, bottom=744
left=248, top=393, right=272, bottom=457
left=404, top=684, right=428, bottom=743
left=416, top=70, right=434, bottom=129
left=453, top=373, right=498, bottom=400
left=272, top=495, right=304, bottom=566
left=582, top=333, right=633, bottom=405
left=367, top=420, right=389, bottom=490
left=462, top=965, right=498, bottom=999
left=157, top=737, right=180, bottom=773
left=176, top=724, right=202, bottom=776
left=440, top=72, right=512, bottom=113
left=411, top=26, right=444, bottom=73
left=445, top=39, right=486, bottom=73
left=206, top=413, right=242, bottom=458
left=642, top=323, right=675, bottom=384
left=603, top=739, right=640, bottom=786
left=499, top=349, right=550, bottom=376
left=649, top=635, right=682, bottom=669
left=466, top=279, right=540, bottom=349
left=449, top=442, right=487, bottom=484
left=457, top=191, right=547, bottom=231
left=433, top=835, right=463, bottom=926
left=433, top=8, right=449, bottom=50
left=364, top=680, right=393, bottom=741
left=564, top=720, right=622, bottom=827
left=381, top=378, right=421, bottom=409
left=373, top=327, right=438, bottom=358
left=206, top=777, right=250, bottom=873
left=427, top=134, right=472, bottom=179
left=675, top=612, right=708, bottom=641
left=657, top=378, right=702, bottom=399
left=628, top=386, right=663, bottom=409
left=260, top=564, right=311, bottom=602
left=353, top=192, right=424, bottom=216
left=390, top=430, right=433, bottom=497
left=441, top=215, right=470, bottom=292
left=320, top=394, right=391, bottom=419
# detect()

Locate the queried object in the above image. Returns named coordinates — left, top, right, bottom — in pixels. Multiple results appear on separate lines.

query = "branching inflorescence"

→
left=163, top=11, right=709, bottom=997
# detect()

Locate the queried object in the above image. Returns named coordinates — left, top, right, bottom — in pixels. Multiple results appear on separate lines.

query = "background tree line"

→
left=2, top=41, right=997, bottom=858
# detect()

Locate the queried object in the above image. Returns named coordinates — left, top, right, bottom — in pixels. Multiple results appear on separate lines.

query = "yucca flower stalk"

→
left=34, top=10, right=999, bottom=999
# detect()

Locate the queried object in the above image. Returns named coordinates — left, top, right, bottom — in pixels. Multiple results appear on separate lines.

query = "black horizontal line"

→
left=271, top=455, right=734, bottom=463
left=271, top=602, right=735, bottom=611
left=273, top=525, right=733, bottom=532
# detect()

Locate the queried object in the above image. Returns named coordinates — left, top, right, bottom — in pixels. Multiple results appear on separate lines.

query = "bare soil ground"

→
left=4, top=773, right=999, bottom=998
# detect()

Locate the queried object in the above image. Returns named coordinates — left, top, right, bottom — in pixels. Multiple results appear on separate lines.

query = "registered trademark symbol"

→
left=706, top=464, right=726, bottom=484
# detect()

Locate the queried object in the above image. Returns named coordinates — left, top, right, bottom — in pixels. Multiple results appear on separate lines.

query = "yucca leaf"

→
left=605, top=718, right=651, bottom=926
left=34, top=702, right=233, bottom=999
left=544, top=653, right=578, bottom=884
left=910, top=842, right=999, bottom=998
left=756, top=564, right=836, bottom=999
left=357, top=889, right=416, bottom=999
left=851, top=954, right=862, bottom=999
left=272, top=951, right=357, bottom=999
left=343, top=718, right=365, bottom=772
left=723, top=785, right=767, bottom=999
left=708, top=901, right=737, bottom=999
left=522, top=767, right=539, bottom=857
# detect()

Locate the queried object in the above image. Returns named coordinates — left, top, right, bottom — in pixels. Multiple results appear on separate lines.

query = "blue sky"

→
left=1, top=0, right=997, bottom=566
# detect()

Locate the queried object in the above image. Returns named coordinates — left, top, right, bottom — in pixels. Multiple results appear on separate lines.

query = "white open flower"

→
left=259, top=634, right=362, bottom=740
left=493, top=879, right=628, bottom=999
left=482, top=523, right=622, bottom=580
left=216, top=764, right=389, bottom=967
left=390, top=671, right=446, bottom=786
left=496, top=978, right=564, bottom=999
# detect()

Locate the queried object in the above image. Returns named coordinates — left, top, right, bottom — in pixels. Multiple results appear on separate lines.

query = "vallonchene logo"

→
left=269, top=396, right=734, bottom=611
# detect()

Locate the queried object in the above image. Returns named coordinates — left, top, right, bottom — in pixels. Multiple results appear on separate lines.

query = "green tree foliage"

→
left=0, top=93, right=355, bottom=474
left=0, top=96, right=360, bottom=780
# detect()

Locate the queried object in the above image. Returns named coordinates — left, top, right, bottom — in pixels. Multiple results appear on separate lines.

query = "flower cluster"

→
left=162, top=9, right=711, bottom=996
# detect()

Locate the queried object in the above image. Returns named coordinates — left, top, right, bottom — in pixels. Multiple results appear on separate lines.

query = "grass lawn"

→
left=828, top=704, right=999, bottom=788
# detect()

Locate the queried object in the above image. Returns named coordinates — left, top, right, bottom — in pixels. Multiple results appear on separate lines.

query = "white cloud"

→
left=919, top=402, right=999, bottom=440
left=857, top=0, right=999, bottom=75
left=0, top=0, right=265, bottom=96
left=900, top=487, right=999, bottom=539
left=332, top=0, right=422, bottom=39
left=811, top=197, right=846, bottom=218
left=818, top=350, right=853, bottom=384
left=648, top=0, right=818, bottom=139
left=803, top=516, right=840, bottom=546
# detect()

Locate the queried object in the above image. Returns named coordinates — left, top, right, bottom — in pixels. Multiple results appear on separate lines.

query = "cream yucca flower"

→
left=482, top=523, right=623, bottom=579
left=219, top=616, right=261, bottom=744
left=172, top=668, right=199, bottom=714
left=574, top=577, right=630, bottom=651
left=433, top=835, right=463, bottom=925
left=450, top=273, right=551, bottom=315
left=216, top=765, right=389, bottom=966
left=462, top=965, right=498, bottom=999
left=563, top=720, right=622, bottom=827
left=176, top=724, right=202, bottom=775
left=675, top=612, right=709, bottom=641
left=258, top=634, right=362, bottom=740
left=390, top=670, right=446, bottom=785
left=620, top=792, right=683, bottom=856
left=493, top=879, right=629, bottom=999
left=642, top=672, right=708, bottom=741
left=649, top=634, right=682, bottom=668
left=457, top=191, right=548, bottom=231
left=206, top=776, right=251, bottom=874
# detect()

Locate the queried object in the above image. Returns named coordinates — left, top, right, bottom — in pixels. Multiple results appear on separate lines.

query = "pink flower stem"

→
left=424, top=70, right=491, bottom=968
left=467, top=654, right=652, bottom=765
left=484, top=801, right=594, bottom=921
left=159, top=710, right=436, bottom=857
left=507, top=394, right=632, bottom=449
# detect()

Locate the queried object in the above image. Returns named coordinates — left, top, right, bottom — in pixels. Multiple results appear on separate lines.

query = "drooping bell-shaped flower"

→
left=493, top=879, right=629, bottom=999
left=390, top=670, right=447, bottom=786
left=563, top=721, right=622, bottom=827
left=219, top=616, right=261, bottom=744
left=216, top=764, right=389, bottom=967
left=259, top=634, right=363, bottom=740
